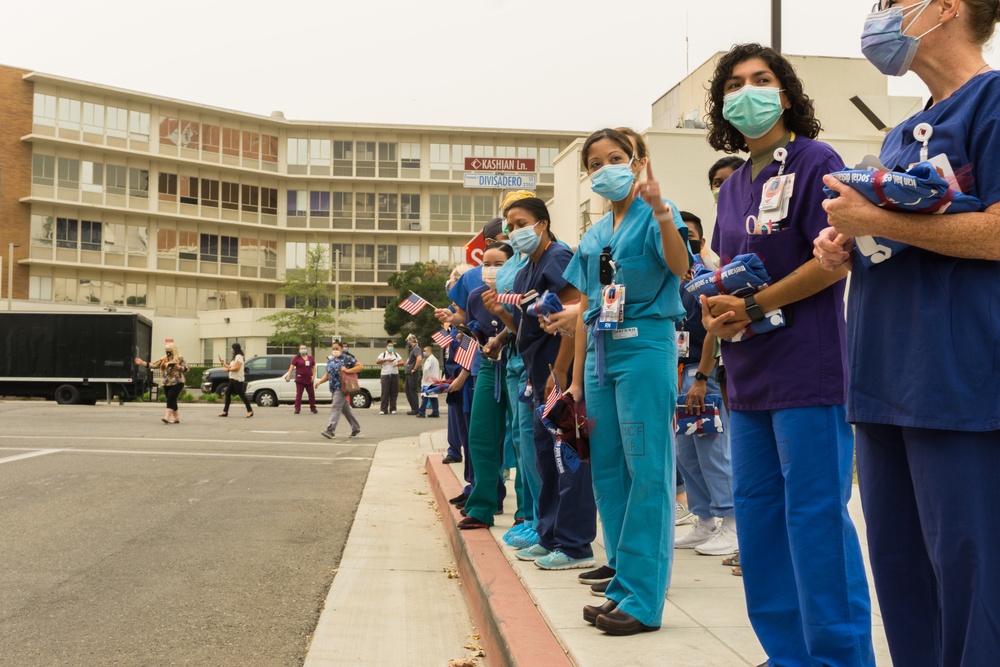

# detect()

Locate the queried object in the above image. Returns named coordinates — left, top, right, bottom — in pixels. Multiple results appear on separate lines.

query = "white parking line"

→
left=0, top=449, right=62, bottom=465
left=0, top=434, right=376, bottom=448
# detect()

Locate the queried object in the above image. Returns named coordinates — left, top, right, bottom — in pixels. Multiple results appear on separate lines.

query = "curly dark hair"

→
left=706, top=43, right=822, bottom=153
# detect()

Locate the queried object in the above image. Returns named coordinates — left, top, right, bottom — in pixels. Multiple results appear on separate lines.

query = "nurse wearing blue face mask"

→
left=702, top=43, right=874, bottom=666
left=817, top=2, right=1000, bottom=665
left=563, top=128, right=692, bottom=636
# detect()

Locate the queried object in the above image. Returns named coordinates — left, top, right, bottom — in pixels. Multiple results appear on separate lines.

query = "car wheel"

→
left=215, top=382, right=230, bottom=398
left=350, top=390, right=372, bottom=410
left=255, top=389, right=278, bottom=407
left=54, top=384, right=81, bottom=405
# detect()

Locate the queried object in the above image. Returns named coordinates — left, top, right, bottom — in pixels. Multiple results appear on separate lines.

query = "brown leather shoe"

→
left=582, top=599, right=617, bottom=625
left=595, top=608, right=660, bottom=636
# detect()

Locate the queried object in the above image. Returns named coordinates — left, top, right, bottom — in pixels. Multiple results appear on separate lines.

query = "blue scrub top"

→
left=564, top=197, right=688, bottom=325
left=466, top=284, right=505, bottom=376
left=847, top=71, right=1000, bottom=431
left=512, top=242, right=573, bottom=391
left=495, top=252, right=528, bottom=311
left=712, top=136, right=848, bottom=411
left=448, top=265, right=484, bottom=312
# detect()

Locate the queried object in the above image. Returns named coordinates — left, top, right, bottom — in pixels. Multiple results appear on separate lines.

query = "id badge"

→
left=597, top=283, right=624, bottom=330
left=757, top=173, right=795, bottom=230
left=676, top=330, right=690, bottom=357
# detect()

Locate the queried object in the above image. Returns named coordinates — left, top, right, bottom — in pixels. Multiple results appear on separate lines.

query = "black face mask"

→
left=689, top=240, right=702, bottom=255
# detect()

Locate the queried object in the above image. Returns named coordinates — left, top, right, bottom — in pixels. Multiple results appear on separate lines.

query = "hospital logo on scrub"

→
left=621, top=423, right=645, bottom=456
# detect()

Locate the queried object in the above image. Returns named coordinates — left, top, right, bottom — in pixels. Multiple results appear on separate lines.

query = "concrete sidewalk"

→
left=424, top=429, right=894, bottom=667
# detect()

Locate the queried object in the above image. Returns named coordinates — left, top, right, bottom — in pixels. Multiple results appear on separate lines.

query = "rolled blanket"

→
left=683, top=255, right=786, bottom=340
left=823, top=161, right=983, bottom=267
left=675, top=394, right=724, bottom=436
left=420, top=378, right=453, bottom=395
left=525, top=290, right=563, bottom=320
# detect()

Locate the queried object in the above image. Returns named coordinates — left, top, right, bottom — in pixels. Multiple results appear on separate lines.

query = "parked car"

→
left=246, top=375, right=382, bottom=409
left=201, top=355, right=292, bottom=396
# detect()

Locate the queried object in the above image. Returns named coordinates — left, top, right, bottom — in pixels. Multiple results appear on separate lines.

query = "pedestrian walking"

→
left=218, top=342, right=253, bottom=418
left=283, top=345, right=318, bottom=414
left=135, top=342, right=189, bottom=424
left=314, top=341, right=362, bottom=439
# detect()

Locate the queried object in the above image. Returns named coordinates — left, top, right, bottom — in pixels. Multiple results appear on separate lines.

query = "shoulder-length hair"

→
left=706, top=43, right=822, bottom=154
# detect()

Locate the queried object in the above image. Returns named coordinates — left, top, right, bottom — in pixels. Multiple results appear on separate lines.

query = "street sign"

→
left=464, top=157, right=535, bottom=172
left=463, top=173, right=537, bottom=190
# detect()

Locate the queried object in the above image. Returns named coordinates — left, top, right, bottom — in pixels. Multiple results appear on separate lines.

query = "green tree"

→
left=384, top=262, right=450, bottom=348
left=260, top=243, right=354, bottom=356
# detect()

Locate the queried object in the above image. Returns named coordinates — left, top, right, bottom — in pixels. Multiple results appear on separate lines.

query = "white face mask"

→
left=331, top=350, right=342, bottom=358
left=482, top=265, right=500, bottom=289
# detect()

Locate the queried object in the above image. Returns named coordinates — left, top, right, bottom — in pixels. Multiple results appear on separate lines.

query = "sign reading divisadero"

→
left=463, top=173, right=537, bottom=190
left=464, top=157, right=536, bottom=172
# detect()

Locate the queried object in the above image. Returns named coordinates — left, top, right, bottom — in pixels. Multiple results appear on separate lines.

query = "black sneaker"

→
left=590, top=580, right=609, bottom=597
left=578, top=564, right=616, bottom=585
left=416, top=414, right=426, bottom=418
left=350, top=429, right=361, bottom=438
left=320, top=430, right=334, bottom=439
left=442, top=455, right=462, bottom=464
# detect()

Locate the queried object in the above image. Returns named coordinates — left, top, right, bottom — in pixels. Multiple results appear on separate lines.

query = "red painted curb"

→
left=426, top=454, right=573, bottom=667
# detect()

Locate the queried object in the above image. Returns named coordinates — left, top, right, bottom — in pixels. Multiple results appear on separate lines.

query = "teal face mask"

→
left=722, top=85, right=785, bottom=139
left=590, top=159, right=636, bottom=202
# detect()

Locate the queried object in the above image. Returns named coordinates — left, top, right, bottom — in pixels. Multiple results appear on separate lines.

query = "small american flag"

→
left=454, top=334, right=476, bottom=372
left=398, top=292, right=429, bottom=315
left=431, top=328, right=454, bottom=348
left=542, top=370, right=562, bottom=419
left=494, top=292, right=524, bottom=307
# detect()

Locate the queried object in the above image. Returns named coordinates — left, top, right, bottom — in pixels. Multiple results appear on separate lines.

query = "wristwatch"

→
left=744, top=294, right=766, bottom=322
left=694, top=371, right=709, bottom=382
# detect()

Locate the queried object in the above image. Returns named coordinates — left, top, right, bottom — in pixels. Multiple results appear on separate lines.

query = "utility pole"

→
left=771, top=0, right=782, bottom=53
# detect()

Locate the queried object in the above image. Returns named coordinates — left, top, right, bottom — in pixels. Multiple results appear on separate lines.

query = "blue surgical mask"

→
left=590, top=160, right=636, bottom=201
left=508, top=223, right=541, bottom=255
left=722, top=85, right=785, bottom=139
left=861, top=1, right=939, bottom=77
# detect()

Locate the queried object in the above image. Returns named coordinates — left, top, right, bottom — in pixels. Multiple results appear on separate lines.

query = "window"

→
left=430, top=194, right=449, bottom=222
left=106, top=165, right=127, bottom=195
left=32, top=154, right=55, bottom=186
left=80, top=220, right=102, bottom=251
left=473, top=144, right=494, bottom=158
left=241, top=184, right=259, bottom=213
left=220, top=235, right=238, bottom=264
left=400, top=244, right=419, bottom=269
left=58, top=98, right=81, bottom=130
left=128, top=110, right=150, bottom=140
left=106, top=106, right=128, bottom=138
left=126, top=281, right=146, bottom=306
left=31, top=214, right=53, bottom=247
left=474, top=194, right=495, bottom=222
left=158, top=172, right=178, bottom=202
left=178, top=230, right=198, bottom=260
left=56, top=217, right=78, bottom=249
left=377, top=244, right=397, bottom=271
left=356, top=141, right=375, bottom=177
left=83, top=102, right=104, bottom=134
left=201, top=178, right=219, bottom=207
left=81, top=161, right=103, bottom=193
left=353, top=296, right=375, bottom=309
left=287, top=190, right=307, bottom=217
left=334, top=140, right=353, bottom=175
left=355, top=193, right=375, bottom=229
left=105, top=222, right=126, bottom=254
left=378, top=142, right=397, bottom=177
left=222, top=128, right=241, bottom=156
left=539, top=146, right=559, bottom=173
left=261, top=134, right=279, bottom=163
left=330, top=243, right=352, bottom=268
left=200, top=233, right=219, bottom=262
left=310, top=191, right=330, bottom=217
left=401, top=193, right=420, bottom=226
left=401, top=142, right=420, bottom=169
left=160, top=117, right=179, bottom=146
left=429, top=143, right=449, bottom=173
left=378, top=193, right=398, bottom=230
left=496, top=145, right=516, bottom=158
left=376, top=296, right=392, bottom=309
left=179, top=120, right=200, bottom=149
left=180, top=176, right=199, bottom=204
left=221, top=181, right=239, bottom=210
left=452, top=144, right=472, bottom=170
left=58, top=158, right=79, bottom=188
left=452, top=194, right=472, bottom=220
left=127, top=226, right=148, bottom=255
left=129, top=168, right=149, bottom=198
left=30, top=275, right=53, bottom=301
left=202, top=124, right=220, bottom=153
left=242, top=131, right=260, bottom=160
left=518, top=146, right=538, bottom=160
left=287, top=138, right=308, bottom=165
left=33, top=93, right=57, bottom=126
left=355, top=244, right=374, bottom=269
left=332, top=192, right=352, bottom=227
left=261, top=187, right=278, bottom=215
left=310, top=138, right=331, bottom=166
left=428, top=245, right=450, bottom=263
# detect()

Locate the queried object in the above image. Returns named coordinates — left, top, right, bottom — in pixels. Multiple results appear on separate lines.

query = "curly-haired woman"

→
left=700, top=43, right=874, bottom=666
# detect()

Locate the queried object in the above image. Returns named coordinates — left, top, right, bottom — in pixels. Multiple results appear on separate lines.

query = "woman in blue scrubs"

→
left=702, top=44, right=873, bottom=666
left=502, top=197, right=598, bottom=574
left=817, top=3, right=1000, bottom=664
left=563, top=128, right=691, bottom=637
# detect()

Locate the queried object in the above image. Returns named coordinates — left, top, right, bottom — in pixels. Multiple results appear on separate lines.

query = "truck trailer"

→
left=0, top=312, right=154, bottom=404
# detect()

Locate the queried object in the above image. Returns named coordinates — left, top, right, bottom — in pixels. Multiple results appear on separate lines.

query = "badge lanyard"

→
left=747, top=132, right=796, bottom=236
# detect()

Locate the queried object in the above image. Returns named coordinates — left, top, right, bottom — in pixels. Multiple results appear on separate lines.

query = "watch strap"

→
left=744, top=295, right=766, bottom=322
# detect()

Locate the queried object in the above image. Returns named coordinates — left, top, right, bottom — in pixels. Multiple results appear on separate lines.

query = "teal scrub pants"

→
left=463, top=359, right=508, bottom=525
left=505, top=353, right=540, bottom=528
left=587, top=316, right=676, bottom=628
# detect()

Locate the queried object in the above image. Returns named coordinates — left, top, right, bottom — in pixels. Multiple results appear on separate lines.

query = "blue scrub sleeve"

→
left=563, top=248, right=588, bottom=295
left=971, top=103, right=1000, bottom=208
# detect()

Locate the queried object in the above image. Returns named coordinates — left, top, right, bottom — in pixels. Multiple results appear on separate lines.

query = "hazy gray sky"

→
left=3, top=0, right=998, bottom=132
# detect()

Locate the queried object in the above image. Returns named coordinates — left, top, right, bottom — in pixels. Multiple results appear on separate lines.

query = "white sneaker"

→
left=695, top=524, right=739, bottom=556
left=674, top=517, right=717, bottom=549
left=675, top=501, right=694, bottom=526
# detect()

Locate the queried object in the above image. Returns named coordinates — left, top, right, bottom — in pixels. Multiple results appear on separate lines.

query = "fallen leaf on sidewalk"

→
left=463, top=642, right=483, bottom=652
left=442, top=566, right=459, bottom=579
left=447, top=659, right=477, bottom=667
left=413, top=490, right=428, bottom=495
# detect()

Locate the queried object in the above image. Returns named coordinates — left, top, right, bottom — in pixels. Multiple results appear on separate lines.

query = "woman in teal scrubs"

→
left=564, top=128, right=691, bottom=636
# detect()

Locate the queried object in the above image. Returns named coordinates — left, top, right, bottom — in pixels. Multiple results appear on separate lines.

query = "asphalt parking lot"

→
left=0, top=399, right=434, bottom=666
